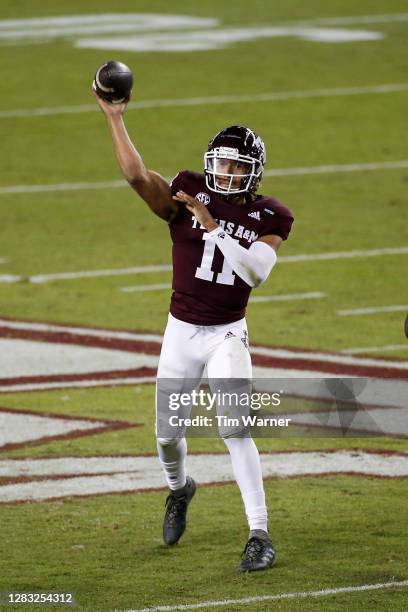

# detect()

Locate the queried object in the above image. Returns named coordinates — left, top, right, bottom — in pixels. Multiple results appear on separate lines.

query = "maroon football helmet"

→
left=204, top=125, right=266, bottom=196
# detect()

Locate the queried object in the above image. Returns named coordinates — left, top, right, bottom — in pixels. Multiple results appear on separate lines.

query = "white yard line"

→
left=279, top=246, right=408, bottom=262
left=0, top=246, right=406, bottom=285
left=0, top=83, right=407, bottom=120
left=338, top=304, right=408, bottom=316
left=1, top=160, right=407, bottom=196
left=0, top=264, right=172, bottom=284
left=249, top=292, right=326, bottom=303
left=299, top=12, right=408, bottom=26
left=0, top=179, right=126, bottom=194
left=119, top=288, right=326, bottom=299
left=121, top=283, right=172, bottom=293
left=342, top=344, right=408, bottom=354
left=120, top=580, right=408, bottom=612
left=267, top=160, right=408, bottom=177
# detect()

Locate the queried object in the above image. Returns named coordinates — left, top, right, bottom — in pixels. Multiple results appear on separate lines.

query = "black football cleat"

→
left=163, top=476, right=196, bottom=545
left=239, top=532, right=276, bottom=572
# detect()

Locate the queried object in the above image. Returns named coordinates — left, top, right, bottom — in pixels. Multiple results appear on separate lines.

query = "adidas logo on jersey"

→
left=248, top=211, right=261, bottom=220
left=224, top=331, right=236, bottom=340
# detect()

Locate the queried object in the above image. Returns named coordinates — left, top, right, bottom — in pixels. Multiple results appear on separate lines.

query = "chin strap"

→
left=208, top=227, right=277, bottom=288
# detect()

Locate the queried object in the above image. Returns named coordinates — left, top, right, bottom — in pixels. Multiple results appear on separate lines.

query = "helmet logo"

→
left=195, top=192, right=211, bottom=205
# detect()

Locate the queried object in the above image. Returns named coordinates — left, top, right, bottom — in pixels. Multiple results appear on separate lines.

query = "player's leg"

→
left=206, top=320, right=275, bottom=570
left=156, top=314, right=205, bottom=544
left=156, top=315, right=205, bottom=488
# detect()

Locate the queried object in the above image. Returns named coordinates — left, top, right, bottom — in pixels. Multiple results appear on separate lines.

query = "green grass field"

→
left=0, top=1, right=407, bottom=610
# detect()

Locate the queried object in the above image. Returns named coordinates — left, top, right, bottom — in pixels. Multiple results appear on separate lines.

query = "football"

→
left=93, top=60, right=133, bottom=104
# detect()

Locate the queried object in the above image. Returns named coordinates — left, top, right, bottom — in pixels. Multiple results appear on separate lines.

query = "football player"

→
left=94, top=91, right=294, bottom=572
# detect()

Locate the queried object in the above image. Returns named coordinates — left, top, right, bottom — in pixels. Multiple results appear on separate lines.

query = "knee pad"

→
left=156, top=436, right=180, bottom=448
left=221, top=429, right=250, bottom=440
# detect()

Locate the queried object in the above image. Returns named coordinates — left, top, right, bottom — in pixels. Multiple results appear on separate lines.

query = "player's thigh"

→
left=156, top=316, right=205, bottom=439
left=157, top=315, right=205, bottom=379
left=207, top=336, right=252, bottom=379
left=206, top=326, right=252, bottom=438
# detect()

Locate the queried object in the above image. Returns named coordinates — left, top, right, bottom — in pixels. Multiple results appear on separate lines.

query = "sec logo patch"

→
left=195, top=192, right=211, bottom=205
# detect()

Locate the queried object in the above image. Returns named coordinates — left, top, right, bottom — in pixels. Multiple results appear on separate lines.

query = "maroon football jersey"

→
left=169, top=171, right=294, bottom=325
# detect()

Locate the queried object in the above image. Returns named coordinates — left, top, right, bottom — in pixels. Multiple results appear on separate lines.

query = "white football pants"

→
left=156, top=313, right=268, bottom=533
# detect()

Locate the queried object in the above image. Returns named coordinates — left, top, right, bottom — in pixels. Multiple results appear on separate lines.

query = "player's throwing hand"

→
left=173, top=190, right=218, bottom=232
left=92, top=88, right=128, bottom=116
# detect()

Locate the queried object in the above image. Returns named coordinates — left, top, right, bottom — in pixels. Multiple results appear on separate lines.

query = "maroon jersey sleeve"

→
left=169, top=170, right=190, bottom=195
left=257, top=198, right=294, bottom=241
left=169, top=170, right=195, bottom=223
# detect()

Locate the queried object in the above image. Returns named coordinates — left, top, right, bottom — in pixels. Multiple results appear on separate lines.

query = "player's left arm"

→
left=256, top=234, right=282, bottom=251
left=173, top=191, right=283, bottom=287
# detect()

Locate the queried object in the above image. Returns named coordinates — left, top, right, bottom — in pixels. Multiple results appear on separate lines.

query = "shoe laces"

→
left=164, top=493, right=187, bottom=526
left=242, top=537, right=266, bottom=562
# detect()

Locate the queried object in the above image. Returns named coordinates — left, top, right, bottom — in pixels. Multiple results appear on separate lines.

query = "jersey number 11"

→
left=195, top=233, right=236, bottom=286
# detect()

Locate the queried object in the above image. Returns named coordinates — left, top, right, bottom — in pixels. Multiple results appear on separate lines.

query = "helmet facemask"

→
left=204, top=146, right=263, bottom=196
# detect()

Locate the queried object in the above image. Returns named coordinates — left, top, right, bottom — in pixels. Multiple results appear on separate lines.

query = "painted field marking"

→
left=121, top=283, right=171, bottom=293
left=338, top=304, right=408, bottom=316
left=0, top=317, right=407, bottom=392
left=0, top=12, right=406, bottom=38
left=249, top=291, right=326, bottom=303
left=0, top=246, right=406, bottom=285
left=299, top=13, right=408, bottom=26
left=1, top=160, right=408, bottom=197
left=0, top=377, right=157, bottom=393
left=0, top=410, right=105, bottom=449
left=0, top=14, right=217, bottom=40
left=77, top=27, right=383, bottom=53
left=0, top=317, right=407, bottom=371
left=0, top=179, right=126, bottom=194
left=0, top=336, right=157, bottom=379
left=0, top=264, right=172, bottom=284
left=120, top=579, right=408, bottom=612
left=1, top=452, right=407, bottom=503
left=279, top=246, right=408, bottom=262
left=0, top=318, right=163, bottom=342
left=1, top=82, right=407, bottom=120
left=342, top=344, right=408, bottom=354
left=0, top=12, right=400, bottom=53
left=268, top=159, right=408, bottom=177
left=249, top=345, right=408, bottom=370
left=119, top=288, right=326, bottom=301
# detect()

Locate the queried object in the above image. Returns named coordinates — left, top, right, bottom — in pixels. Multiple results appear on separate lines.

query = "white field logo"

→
left=0, top=451, right=407, bottom=504
left=0, top=14, right=386, bottom=53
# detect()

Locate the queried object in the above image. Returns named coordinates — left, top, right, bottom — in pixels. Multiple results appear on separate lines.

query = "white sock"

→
left=223, top=437, right=268, bottom=532
left=156, top=437, right=187, bottom=491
